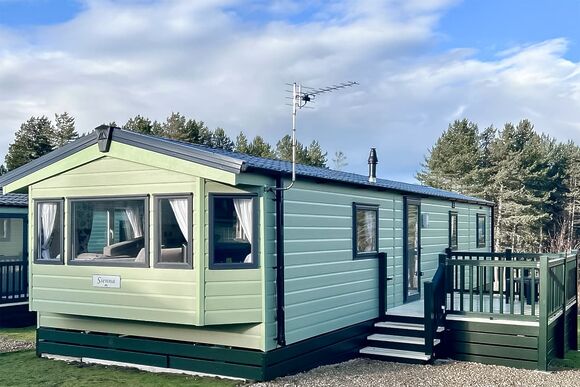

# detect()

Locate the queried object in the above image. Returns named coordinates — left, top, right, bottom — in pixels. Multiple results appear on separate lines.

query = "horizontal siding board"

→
left=40, top=312, right=263, bottom=349
left=34, top=300, right=195, bottom=325
left=450, top=341, right=538, bottom=361
left=204, top=310, right=262, bottom=325
left=32, top=288, right=195, bottom=311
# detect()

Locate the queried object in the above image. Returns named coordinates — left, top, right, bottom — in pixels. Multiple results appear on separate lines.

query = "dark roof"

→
left=139, top=132, right=493, bottom=206
left=0, top=127, right=493, bottom=206
left=0, top=188, right=28, bottom=207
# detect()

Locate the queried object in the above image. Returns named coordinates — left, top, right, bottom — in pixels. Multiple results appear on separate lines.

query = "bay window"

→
left=210, top=194, right=257, bottom=269
left=70, top=197, right=148, bottom=266
left=155, top=195, right=192, bottom=268
left=35, top=200, right=64, bottom=264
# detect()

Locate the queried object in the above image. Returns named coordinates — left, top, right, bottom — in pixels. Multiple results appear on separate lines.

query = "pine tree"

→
left=123, top=115, right=154, bottom=135
left=417, top=119, right=480, bottom=194
left=0, top=165, right=6, bottom=176
left=235, top=132, right=250, bottom=153
left=305, top=140, right=327, bottom=167
left=5, top=116, right=54, bottom=170
left=248, top=136, right=275, bottom=158
left=275, top=135, right=307, bottom=163
left=161, top=112, right=189, bottom=142
left=53, top=112, right=79, bottom=147
left=332, top=151, right=348, bottom=171
left=212, top=128, right=234, bottom=151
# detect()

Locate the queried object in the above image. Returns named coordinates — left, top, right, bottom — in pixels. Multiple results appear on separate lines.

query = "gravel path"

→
left=0, top=336, right=35, bottom=353
left=253, top=358, right=580, bottom=387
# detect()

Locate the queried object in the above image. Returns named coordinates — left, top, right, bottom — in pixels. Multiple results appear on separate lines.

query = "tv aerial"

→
left=274, top=81, right=359, bottom=191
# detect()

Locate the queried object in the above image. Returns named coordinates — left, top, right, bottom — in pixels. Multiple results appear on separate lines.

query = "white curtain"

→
left=233, top=198, right=253, bottom=263
left=169, top=198, right=189, bottom=241
left=40, top=203, right=58, bottom=259
left=125, top=206, right=143, bottom=238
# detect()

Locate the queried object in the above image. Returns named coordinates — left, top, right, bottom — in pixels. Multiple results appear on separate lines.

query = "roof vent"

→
left=368, top=148, right=378, bottom=183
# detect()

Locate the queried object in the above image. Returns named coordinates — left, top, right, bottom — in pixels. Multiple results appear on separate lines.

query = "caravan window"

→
left=476, top=213, right=486, bottom=248
left=35, top=200, right=64, bottom=264
left=353, top=203, right=379, bottom=258
left=210, top=194, right=257, bottom=269
left=155, top=195, right=192, bottom=268
left=449, top=211, right=458, bottom=250
left=69, top=197, right=148, bottom=266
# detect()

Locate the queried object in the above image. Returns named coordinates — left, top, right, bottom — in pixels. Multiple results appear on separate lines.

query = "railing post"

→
left=424, top=280, right=434, bottom=356
left=378, top=252, right=387, bottom=318
left=573, top=252, right=579, bottom=351
left=538, top=255, right=549, bottom=371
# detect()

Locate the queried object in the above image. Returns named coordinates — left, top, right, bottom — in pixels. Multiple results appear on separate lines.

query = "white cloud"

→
left=0, top=0, right=578, bottom=183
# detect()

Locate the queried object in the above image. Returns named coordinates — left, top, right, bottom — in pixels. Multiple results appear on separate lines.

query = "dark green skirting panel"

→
left=37, top=320, right=374, bottom=381
left=445, top=319, right=540, bottom=370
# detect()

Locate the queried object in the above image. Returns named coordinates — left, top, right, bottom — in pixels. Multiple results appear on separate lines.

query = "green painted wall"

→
left=27, top=143, right=269, bottom=351
left=279, top=180, right=492, bottom=346
left=281, top=180, right=398, bottom=345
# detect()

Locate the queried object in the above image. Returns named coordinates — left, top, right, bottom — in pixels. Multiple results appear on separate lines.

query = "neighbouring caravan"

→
left=0, top=189, right=34, bottom=327
left=2, top=125, right=556, bottom=380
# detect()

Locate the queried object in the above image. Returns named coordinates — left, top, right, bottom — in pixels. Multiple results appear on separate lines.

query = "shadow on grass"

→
left=0, top=350, right=241, bottom=387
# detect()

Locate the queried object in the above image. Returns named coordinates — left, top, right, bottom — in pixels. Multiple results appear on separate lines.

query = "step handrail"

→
left=424, top=254, right=446, bottom=357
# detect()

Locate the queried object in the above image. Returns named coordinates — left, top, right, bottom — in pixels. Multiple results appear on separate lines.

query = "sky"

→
left=0, top=0, right=579, bottom=183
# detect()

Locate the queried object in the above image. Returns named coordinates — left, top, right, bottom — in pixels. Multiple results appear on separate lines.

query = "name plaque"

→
left=92, top=275, right=121, bottom=288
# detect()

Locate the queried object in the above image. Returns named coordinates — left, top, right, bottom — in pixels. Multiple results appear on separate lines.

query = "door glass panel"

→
left=407, top=204, right=419, bottom=299
left=0, top=218, right=24, bottom=261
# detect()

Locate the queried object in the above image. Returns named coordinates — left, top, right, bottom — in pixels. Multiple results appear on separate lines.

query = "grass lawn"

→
left=0, top=325, right=36, bottom=342
left=550, top=325, right=580, bottom=370
left=0, top=327, right=240, bottom=387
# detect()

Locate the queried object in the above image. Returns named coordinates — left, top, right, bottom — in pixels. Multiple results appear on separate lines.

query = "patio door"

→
left=404, top=198, right=421, bottom=303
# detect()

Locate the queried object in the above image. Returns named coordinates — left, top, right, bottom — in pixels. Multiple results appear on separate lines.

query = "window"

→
left=0, top=218, right=10, bottom=241
left=210, top=195, right=257, bottom=269
left=155, top=195, right=192, bottom=268
left=35, top=200, right=64, bottom=264
left=449, top=211, right=458, bottom=250
left=476, top=213, right=486, bottom=248
left=353, top=203, right=379, bottom=258
left=70, top=197, right=148, bottom=266
left=0, top=216, right=25, bottom=260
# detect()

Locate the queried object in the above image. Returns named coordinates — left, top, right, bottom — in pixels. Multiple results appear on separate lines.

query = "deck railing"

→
left=0, top=259, right=28, bottom=305
left=440, top=249, right=577, bottom=370
left=424, top=254, right=446, bottom=356
left=443, top=249, right=576, bottom=319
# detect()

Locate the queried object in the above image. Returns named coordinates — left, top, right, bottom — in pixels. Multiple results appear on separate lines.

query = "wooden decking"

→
left=388, top=293, right=537, bottom=319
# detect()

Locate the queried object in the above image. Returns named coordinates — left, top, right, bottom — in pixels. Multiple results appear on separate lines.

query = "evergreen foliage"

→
left=4, top=112, right=334, bottom=174
left=5, top=116, right=54, bottom=170
left=418, top=118, right=580, bottom=252
left=53, top=112, right=79, bottom=147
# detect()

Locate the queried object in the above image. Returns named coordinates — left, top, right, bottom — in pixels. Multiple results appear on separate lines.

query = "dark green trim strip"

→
left=38, top=341, right=167, bottom=368
left=37, top=328, right=263, bottom=366
left=452, top=353, right=538, bottom=370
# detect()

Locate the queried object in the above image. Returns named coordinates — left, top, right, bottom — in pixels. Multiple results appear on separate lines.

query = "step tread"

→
left=360, top=346, right=431, bottom=361
left=368, top=334, right=441, bottom=346
left=375, top=322, right=444, bottom=333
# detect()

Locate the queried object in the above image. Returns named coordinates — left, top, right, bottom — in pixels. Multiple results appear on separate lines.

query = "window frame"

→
left=67, top=195, right=149, bottom=268
left=449, top=211, right=458, bottom=251
left=34, top=198, right=65, bottom=265
left=209, top=193, right=259, bottom=270
left=154, top=194, right=193, bottom=269
left=476, top=213, right=486, bottom=248
left=352, top=202, right=380, bottom=259
left=0, top=217, right=10, bottom=241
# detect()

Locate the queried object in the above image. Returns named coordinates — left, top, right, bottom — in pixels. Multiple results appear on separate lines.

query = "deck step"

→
left=359, top=346, right=431, bottom=363
left=375, top=321, right=445, bottom=333
left=368, top=333, right=441, bottom=346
